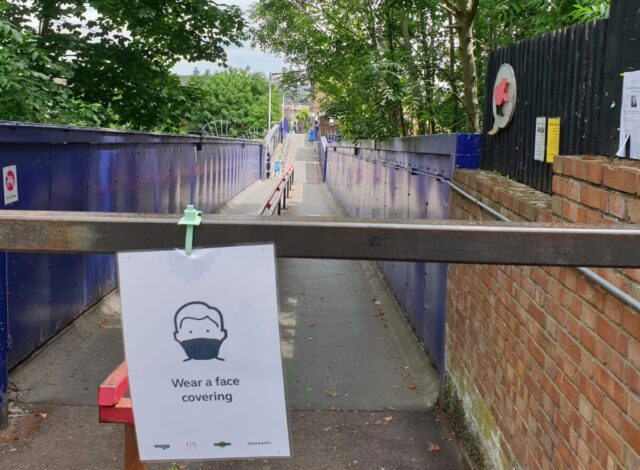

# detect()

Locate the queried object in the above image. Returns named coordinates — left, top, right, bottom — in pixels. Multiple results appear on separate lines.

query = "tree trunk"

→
left=448, top=12, right=460, bottom=126
left=401, top=15, right=424, bottom=135
left=450, top=1, right=480, bottom=133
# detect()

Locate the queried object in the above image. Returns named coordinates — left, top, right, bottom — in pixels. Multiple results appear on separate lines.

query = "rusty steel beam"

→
left=0, top=211, right=639, bottom=267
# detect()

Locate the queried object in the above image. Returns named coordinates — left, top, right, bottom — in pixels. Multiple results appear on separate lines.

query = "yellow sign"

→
left=546, top=118, right=561, bottom=163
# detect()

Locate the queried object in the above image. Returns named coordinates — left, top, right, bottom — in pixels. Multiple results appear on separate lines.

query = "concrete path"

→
left=0, top=135, right=467, bottom=470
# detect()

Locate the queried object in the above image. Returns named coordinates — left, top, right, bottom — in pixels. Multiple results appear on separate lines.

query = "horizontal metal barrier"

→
left=0, top=211, right=639, bottom=267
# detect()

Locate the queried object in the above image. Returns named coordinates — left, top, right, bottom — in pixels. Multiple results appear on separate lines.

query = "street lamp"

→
left=268, top=72, right=285, bottom=131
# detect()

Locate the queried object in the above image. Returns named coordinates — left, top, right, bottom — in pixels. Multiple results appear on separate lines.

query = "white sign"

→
left=534, top=117, right=547, bottom=162
left=488, top=64, right=517, bottom=136
left=3, top=165, right=18, bottom=205
left=617, top=70, right=640, bottom=159
left=117, top=244, right=290, bottom=462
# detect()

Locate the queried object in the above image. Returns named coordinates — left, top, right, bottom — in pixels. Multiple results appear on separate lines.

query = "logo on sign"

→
left=488, top=64, right=517, bottom=136
left=5, top=170, right=15, bottom=192
left=2, top=165, right=18, bottom=205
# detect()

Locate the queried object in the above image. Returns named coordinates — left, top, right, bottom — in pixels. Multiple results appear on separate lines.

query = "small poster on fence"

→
left=617, top=70, right=640, bottom=159
left=117, top=244, right=290, bottom=462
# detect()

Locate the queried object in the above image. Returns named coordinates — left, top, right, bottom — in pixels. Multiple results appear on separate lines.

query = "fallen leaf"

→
left=298, top=412, right=305, bottom=417
left=329, top=405, right=337, bottom=411
left=406, top=383, right=417, bottom=391
left=324, top=389, right=338, bottom=398
left=383, top=416, right=393, bottom=422
left=97, top=319, right=108, bottom=329
left=374, top=420, right=383, bottom=425
left=427, top=442, right=440, bottom=452
left=37, top=412, right=48, bottom=419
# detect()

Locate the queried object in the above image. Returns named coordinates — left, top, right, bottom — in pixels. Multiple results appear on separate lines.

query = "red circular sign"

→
left=5, top=170, right=15, bottom=192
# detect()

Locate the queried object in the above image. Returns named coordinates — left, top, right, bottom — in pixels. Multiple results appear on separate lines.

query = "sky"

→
left=171, top=0, right=286, bottom=76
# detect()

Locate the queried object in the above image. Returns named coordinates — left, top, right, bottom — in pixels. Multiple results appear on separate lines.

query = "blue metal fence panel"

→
left=324, top=134, right=481, bottom=377
left=0, top=123, right=262, bottom=369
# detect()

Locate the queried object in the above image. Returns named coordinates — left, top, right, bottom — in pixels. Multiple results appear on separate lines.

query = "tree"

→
left=252, top=0, right=610, bottom=140
left=295, top=108, right=310, bottom=131
left=5, top=0, right=246, bottom=131
left=187, top=69, right=282, bottom=138
left=0, top=1, right=102, bottom=125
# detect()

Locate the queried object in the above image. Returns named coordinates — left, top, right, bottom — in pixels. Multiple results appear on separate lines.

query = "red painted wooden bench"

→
left=98, top=361, right=144, bottom=469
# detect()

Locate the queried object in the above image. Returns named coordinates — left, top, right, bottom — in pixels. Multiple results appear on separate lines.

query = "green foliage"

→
left=3, top=0, right=246, bottom=130
left=568, top=1, right=610, bottom=22
left=295, top=108, right=310, bottom=130
left=0, top=3, right=103, bottom=125
left=187, top=69, right=282, bottom=137
left=252, top=0, right=610, bottom=140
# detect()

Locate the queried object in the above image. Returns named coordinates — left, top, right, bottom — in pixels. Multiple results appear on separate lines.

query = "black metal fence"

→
left=482, top=0, right=639, bottom=193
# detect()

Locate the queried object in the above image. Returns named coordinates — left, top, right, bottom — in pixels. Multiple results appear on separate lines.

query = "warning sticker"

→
left=3, top=165, right=18, bottom=205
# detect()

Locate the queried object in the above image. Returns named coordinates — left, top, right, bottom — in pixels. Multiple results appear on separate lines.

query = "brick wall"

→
left=446, top=156, right=640, bottom=469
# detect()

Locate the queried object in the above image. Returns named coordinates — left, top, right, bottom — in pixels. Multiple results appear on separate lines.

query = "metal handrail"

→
left=260, top=165, right=295, bottom=216
left=332, top=153, right=640, bottom=313
left=0, top=211, right=638, bottom=267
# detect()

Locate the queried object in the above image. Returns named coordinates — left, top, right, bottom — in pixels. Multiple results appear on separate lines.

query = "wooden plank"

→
left=124, top=423, right=145, bottom=470
left=99, top=398, right=134, bottom=424
left=98, top=361, right=129, bottom=406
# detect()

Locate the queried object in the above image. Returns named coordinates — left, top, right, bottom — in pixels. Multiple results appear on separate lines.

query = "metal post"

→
left=282, top=90, right=285, bottom=126
left=268, top=73, right=272, bottom=132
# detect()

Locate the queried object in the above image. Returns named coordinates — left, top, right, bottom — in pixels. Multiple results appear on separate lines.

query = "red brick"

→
left=553, top=157, right=567, bottom=175
left=581, top=184, right=610, bottom=211
left=609, top=193, right=627, bottom=219
left=580, top=349, right=596, bottom=378
left=586, top=208, right=604, bottom=224
left=621, top=308, right=640, bottom=340
left=528, top=302, right=546, bottom=329
left=576, top=370, right=604, bottom=410
left=577, top=437, right=591, bottom=466
left=623, top=268, right=640, bottom=284
left=603, top=165, right=639, bottom=194
left=630, top=337, right=640, bottom=369
left=629, top=393, right=640, bottom=424
left=558, top=372, right=581, bottom=408
left=577, top=281, right=598, bottom=310
left=563, top=268, right=578, bottom=291
left=629, top=199, right=640, bottom=224
left=594, top=364, right=627, bottom=410
left=621, top=415, right=640, bottom=455
left=594, top=410, right=624, bottom=459
left=558, top=439, right=574, bottom=467
left=581, top=302, right=598, bottom=329
left=624, top=445, right=640, bottom=470
left=586, top=161, right=604, bottom=185
left=553, top=176, right=570, bottom=197
left=595, top=316, right=628, bottom=356
left=602, top=398, right=621, bottom=431
left=579, top=395, right=594, bottom=423
left=579, top=325, right=597, bottom=355
left=624, top=364, right=640, bottom=395
left=558, top=329, right=582, bottom=363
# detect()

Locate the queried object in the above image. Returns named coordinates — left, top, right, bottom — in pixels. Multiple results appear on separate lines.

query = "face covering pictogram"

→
left=173, top=302, right=228, bottom=361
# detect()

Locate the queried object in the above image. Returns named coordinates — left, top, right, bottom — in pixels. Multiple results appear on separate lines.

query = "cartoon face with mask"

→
left=173, top=302, right=228, bottom=361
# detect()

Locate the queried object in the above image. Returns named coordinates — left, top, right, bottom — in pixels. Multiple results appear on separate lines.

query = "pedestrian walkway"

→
left=0, top=135, right=467, bottom=469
